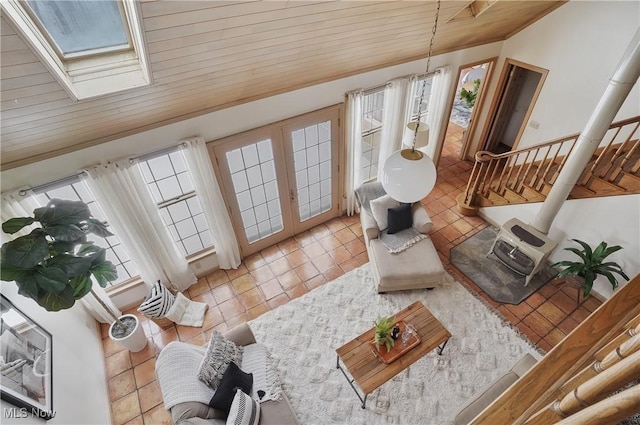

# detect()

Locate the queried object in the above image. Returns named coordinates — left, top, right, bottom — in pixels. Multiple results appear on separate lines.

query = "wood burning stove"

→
left=488, top=218, right=557, bottom=286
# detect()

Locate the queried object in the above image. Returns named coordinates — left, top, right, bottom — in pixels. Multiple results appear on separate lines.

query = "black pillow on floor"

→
left=208, top=362, right=253, bottom=413
left=387, top=203, right=413, bottom=234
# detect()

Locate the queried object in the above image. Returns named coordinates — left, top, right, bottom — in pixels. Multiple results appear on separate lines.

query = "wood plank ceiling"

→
left=0, top=1, right=565, bottom=170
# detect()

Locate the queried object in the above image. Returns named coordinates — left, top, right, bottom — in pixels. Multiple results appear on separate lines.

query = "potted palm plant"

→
left=551, top=239, right=629, bottom=298
left=0, top=198, right=147, bottom=351
left=372, top=316, right=399, bottom=353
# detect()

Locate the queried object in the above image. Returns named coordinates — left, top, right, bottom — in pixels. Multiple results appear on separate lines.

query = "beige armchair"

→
left=356, top=182, right=446, bottom=293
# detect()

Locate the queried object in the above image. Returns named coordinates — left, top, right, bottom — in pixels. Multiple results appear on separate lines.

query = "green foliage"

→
left=1, top=198, right=118, bottom=311
left=551, top=239, right=629, bottom=297
left=459, top=79, right=481, bottom=108
left=373, top=316, right=396, bottom=353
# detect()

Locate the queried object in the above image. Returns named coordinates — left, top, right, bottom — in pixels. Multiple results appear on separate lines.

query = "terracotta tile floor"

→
left=102, top=122, right=601, bottom=424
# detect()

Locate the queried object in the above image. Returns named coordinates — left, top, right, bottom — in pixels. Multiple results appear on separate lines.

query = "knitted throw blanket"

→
left=156, top=342, right=214, bottom=410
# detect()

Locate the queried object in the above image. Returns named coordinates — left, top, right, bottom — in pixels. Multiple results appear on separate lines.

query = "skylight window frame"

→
left=22, top=0, right=134, bottom=61
left=1, top=0, right=152, bottom=100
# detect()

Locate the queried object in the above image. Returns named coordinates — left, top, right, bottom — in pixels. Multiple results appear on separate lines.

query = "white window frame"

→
left=1, top=0, right=152, bottom=100
left=137, top=149, right=215, bottom=257
left=360, top=86, right=385, bottom=184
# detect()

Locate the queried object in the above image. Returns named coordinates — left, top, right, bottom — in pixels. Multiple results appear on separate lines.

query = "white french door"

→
left=211, top=105, right=342, bottom=256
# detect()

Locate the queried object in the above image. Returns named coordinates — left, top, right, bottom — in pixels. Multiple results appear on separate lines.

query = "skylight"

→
left=3, top=0, right=151, bottom=99
left=25, top=0, right=131, bottom=58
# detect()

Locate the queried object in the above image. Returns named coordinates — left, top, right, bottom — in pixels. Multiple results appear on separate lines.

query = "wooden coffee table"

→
left=335, top=301, right=451, bottom=408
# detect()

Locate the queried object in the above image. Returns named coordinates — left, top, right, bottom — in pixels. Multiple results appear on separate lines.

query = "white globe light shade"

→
left=381, top=149, right=437, bottom=203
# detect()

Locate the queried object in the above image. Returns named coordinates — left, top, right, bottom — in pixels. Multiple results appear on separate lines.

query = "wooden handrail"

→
left=458, top=115, right=640, bottom=212
left=555, top=385, right=640, bottom=425
left=554, top=350, right=640, bottom=417
left=469, top=273, right=640, bottom=424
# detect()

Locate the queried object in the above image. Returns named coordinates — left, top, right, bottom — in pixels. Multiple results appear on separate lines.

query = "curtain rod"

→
left=362, top=69, right=439, bottom=96
left=19, top=141, right=192, bottom=196
left=20, top=172, right=86, bottom=196
left=134, top=142, right=187, bottom=162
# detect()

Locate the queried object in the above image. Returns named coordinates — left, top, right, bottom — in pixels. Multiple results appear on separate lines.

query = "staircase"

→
left=457, top=116, right=640, bottom=215
left=470, top=271, right=640, bottom=425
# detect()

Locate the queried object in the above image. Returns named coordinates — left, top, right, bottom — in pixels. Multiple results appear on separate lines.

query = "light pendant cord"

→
left=412, top=0, right=441, bottom=152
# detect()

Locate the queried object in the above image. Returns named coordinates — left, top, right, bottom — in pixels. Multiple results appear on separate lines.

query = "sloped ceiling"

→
left=0, top=1, right=565, bottom=169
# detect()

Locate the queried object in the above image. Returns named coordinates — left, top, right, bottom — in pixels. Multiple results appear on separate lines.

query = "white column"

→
left=530, top=29, right=640, bottom=234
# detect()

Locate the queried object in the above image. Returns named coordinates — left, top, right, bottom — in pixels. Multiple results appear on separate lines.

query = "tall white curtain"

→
left=377, top=76, right=415, bottom=181
left=180, top=137, right=241, bottom=269
left=344, top=90, right=364, bottom=215
left=424, top=66, right=453, bottom=159
left=0, top=188, right=121, bottom=323
left=0, top=189, right=40, bottom=243
left=83, top=160, right=197, bottom=291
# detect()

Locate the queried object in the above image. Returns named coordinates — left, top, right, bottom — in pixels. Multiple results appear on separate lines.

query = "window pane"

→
left=175, top=219, right=197, bottom=239
left=177, top=171, right=194, bottom=193
left=170, top=151, right=187, bottom=173
left=26, top=0, right=129, bottom=56
left=182, top=234, right=203, bottom=255
left=47, top=185, right=78, bottom=201
left=147, top=155, right=174, bottom=180
left=167, top=201, right=190, bottom=222
left=157, top=176, right=182, bottom=201
left=139, top=151, right=214, bottom=256
left=291, top=121, right=333, bottom=222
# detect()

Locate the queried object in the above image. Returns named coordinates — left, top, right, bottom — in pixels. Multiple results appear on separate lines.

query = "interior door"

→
left=486, top=66, right=526, bottom=152
left=212, top=105, right=342, bottom=256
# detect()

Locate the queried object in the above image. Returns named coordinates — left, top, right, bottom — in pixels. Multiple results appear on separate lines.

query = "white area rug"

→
left=249, top=263, right=541, bottom=425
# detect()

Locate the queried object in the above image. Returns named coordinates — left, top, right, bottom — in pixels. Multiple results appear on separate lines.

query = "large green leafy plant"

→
left=551, top=239, right=629, bottom=297
left=1, top=199, right=118, bottom=312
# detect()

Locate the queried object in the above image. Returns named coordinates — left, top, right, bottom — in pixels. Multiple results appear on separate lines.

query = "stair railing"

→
left=459, top=115, right=640, bottom=212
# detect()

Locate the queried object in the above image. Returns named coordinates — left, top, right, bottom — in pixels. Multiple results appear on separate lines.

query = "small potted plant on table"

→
left=373, top=316, right=400, bottom=353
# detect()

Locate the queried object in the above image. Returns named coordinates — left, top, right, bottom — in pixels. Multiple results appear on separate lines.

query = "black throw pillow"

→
left=387, top=203, right=413, bottom=234
left=208, top=362, right=253, bottom=413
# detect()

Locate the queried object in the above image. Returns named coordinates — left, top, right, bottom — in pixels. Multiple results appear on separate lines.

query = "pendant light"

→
left=381, top=0, right=441, bottom=203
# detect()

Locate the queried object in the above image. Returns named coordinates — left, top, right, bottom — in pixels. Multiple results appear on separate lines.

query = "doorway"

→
left=210, top=105, right=342, bottom=256
left=482, top=59, right=547, bottom=154
left=439, top=58, right=496, bottom=162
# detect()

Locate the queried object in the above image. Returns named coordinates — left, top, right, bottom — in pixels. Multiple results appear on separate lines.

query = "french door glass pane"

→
left=292, top=120, right=332, bottom=222
left=227, top=139, right=283, bottom=244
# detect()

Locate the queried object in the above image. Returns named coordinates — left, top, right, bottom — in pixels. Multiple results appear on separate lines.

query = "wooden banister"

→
left=457, top=115, right=640, bottom=213
left=555, top=351, right=640, bottom=416
left=555, top=385, right=640, bottom=425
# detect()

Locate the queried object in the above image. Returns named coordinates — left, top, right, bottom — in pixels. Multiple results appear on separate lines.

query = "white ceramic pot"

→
left=108, top=314, right=147, bottom=352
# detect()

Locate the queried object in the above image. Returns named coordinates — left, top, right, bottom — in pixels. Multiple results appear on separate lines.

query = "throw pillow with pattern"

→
left=197, top=332, right=244, bottom=389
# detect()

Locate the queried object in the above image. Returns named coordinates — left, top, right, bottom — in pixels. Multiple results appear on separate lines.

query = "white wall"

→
left=480, top=195, right=640, bottom=299
left=0, top=286, right=111, bottom=424
left=470, top=1, right=640, bottom=155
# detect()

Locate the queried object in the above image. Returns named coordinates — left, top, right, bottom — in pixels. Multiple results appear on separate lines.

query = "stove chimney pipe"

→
left=530, top=28, right=640, bottom=234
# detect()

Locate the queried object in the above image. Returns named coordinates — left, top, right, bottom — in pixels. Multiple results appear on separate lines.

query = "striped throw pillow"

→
left=226, top=389, right=260, bottom=425
left=138, top=280, right=175, bottom=318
